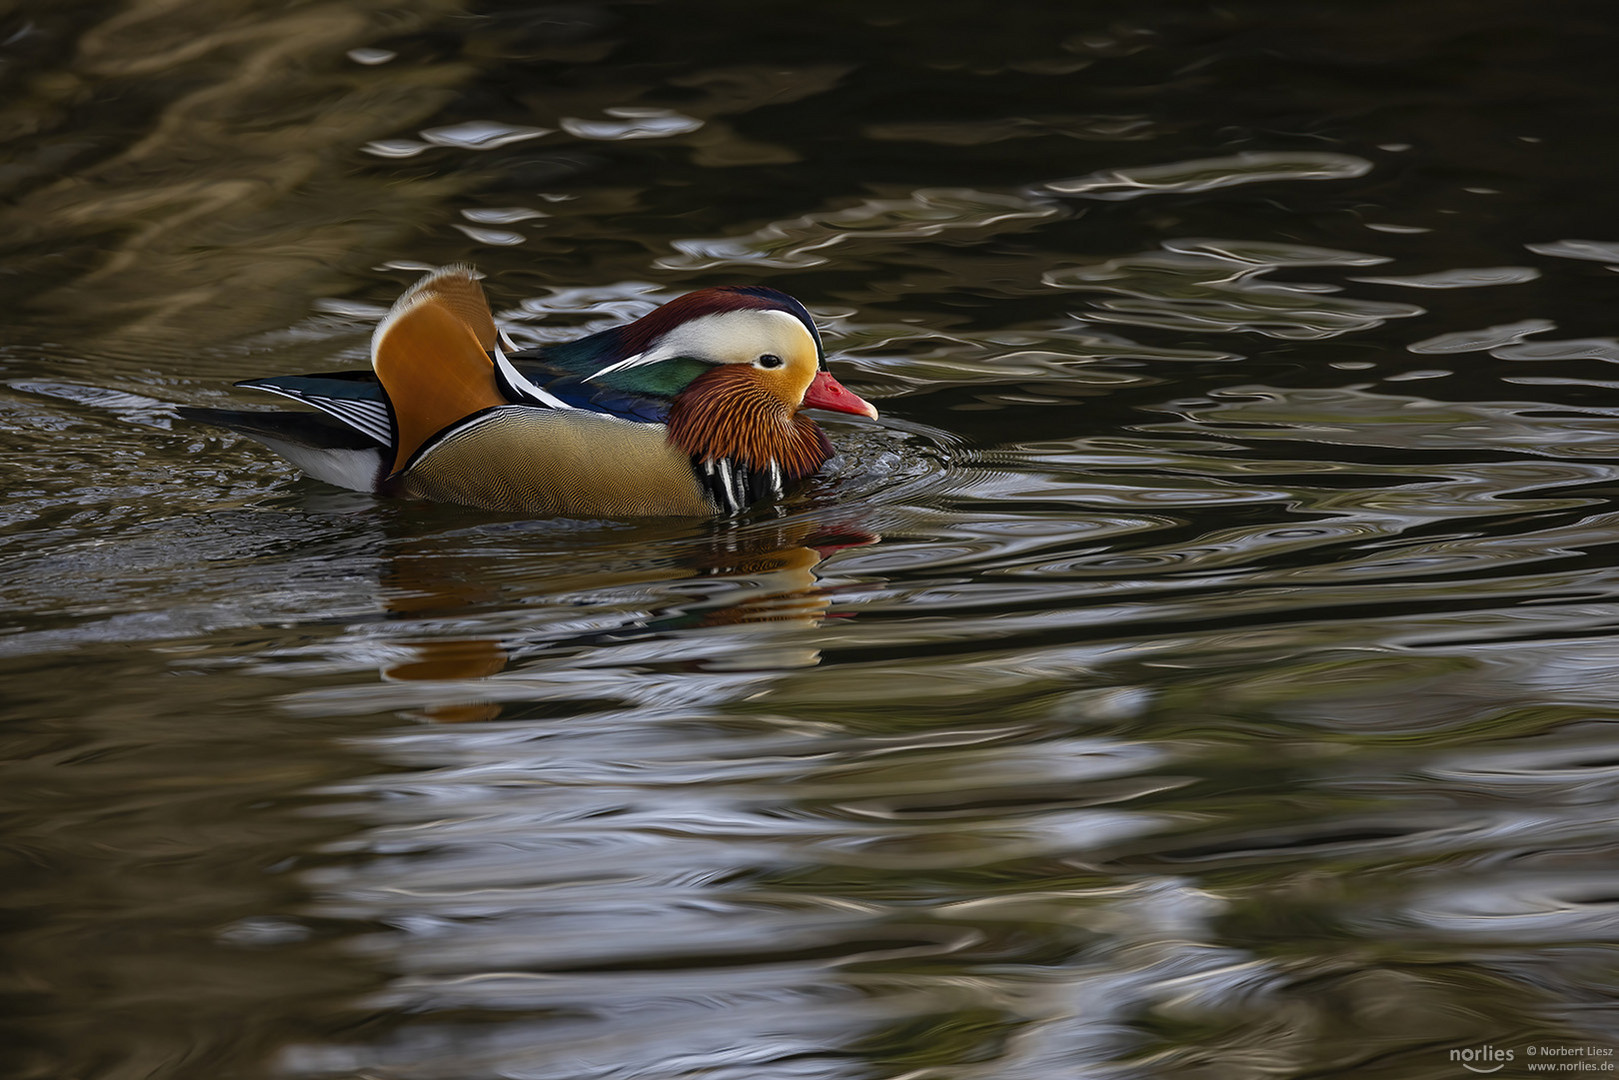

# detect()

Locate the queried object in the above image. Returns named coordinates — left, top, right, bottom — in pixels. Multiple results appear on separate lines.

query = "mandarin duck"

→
left=184, top=267, right=878, bottom=516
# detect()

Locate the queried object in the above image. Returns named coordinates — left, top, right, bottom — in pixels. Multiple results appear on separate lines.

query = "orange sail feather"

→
left=372, top=291, right=505, bottom=475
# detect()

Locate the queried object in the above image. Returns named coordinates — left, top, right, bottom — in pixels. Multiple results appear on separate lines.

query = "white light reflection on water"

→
left=659, top=188, right=1062, bottom=271
left=277, top=715, right=1198, bottom=1079
left=1042, top=151, right=1373, bottom=200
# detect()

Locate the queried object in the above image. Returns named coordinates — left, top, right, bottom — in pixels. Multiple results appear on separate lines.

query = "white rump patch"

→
left=253, top=435, right=383, bottom=492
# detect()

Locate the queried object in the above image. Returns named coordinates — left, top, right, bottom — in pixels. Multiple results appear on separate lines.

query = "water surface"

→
left=5, top=2, right=1619, bottom=1078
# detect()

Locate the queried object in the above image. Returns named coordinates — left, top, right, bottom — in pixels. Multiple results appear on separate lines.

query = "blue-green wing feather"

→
left=239, top=353, right=689, bottom=435
left=510, top=332, right=711, bottom=423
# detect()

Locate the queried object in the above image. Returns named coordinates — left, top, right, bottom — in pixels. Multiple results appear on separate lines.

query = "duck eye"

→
left=757, top=353, right=784, bottom=369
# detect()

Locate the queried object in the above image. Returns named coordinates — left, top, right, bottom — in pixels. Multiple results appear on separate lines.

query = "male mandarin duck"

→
left=184, top=266, right=879, bottom=516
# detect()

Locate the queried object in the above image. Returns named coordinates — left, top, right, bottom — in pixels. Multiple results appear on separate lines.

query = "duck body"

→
left=184, top=267, right=877, bottom=517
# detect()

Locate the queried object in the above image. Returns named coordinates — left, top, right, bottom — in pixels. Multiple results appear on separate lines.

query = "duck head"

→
left=574, top=286, right=878, bottom=482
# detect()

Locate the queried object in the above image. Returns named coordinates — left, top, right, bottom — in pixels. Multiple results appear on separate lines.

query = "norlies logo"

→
left=1452, top=1046, right=1515, bottom=1074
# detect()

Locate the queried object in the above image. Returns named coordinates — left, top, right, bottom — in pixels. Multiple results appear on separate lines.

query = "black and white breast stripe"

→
left=694, top=456, right=786, bottom=514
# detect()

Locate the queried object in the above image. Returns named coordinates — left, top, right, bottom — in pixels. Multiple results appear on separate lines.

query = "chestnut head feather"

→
left=613, top=286, right=827, bottom=369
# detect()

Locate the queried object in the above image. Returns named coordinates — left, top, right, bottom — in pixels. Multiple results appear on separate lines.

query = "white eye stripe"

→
left=587, top=309, right=817, bottom=379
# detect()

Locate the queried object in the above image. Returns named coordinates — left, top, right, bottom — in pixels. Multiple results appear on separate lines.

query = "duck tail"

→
left=179, top=406, right=388, bottom=492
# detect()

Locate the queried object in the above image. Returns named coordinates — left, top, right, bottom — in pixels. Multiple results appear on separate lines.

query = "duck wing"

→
left=234, top=370, right=393, bottom=445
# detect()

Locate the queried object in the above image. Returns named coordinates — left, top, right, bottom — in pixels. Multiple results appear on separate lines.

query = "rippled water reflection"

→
left=7, top=2, right=1619, bottom=1078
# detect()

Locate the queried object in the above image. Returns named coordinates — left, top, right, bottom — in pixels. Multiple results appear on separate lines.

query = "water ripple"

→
left=658, top=188, right=1061, bottom=270
left=1351, top=265, right=1540, bottom=289
left=1043, top=243, right=1423, bottom=339
left=1526, top=239, right=1619, bottom=264
left=560, top=108, right=703, bottom=141
left=1042, top=151, right=1373, bottom=200
left=1409, top=318, right=1556, bottom=354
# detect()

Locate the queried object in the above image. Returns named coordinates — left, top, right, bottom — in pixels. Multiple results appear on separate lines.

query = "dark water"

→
left=6, top=2, right=1619, bottom=1077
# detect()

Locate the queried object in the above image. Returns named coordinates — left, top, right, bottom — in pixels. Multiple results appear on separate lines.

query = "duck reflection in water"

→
left=374, top=515, right=878, bottom=723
